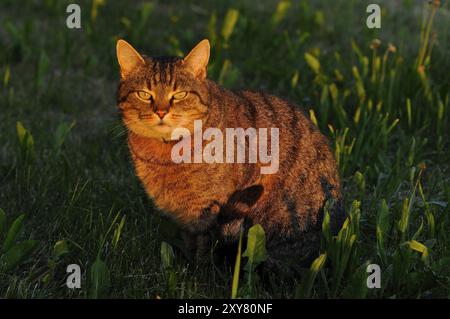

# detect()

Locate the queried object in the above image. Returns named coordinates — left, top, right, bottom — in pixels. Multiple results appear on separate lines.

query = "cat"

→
left=116, top=39, right=345, bottom=272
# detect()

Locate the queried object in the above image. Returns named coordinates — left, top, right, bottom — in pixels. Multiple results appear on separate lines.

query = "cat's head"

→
left=116, top=39, right=210, bottom=141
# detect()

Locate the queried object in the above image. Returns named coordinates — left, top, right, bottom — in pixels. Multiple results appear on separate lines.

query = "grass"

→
left=0, top=0, right=449, bottom=298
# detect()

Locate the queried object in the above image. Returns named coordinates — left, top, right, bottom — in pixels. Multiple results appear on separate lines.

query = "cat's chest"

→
left=133, top=158, right=233, bottom=211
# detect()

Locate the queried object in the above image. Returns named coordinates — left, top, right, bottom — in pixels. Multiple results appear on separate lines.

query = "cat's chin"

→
left=138, top=124, right=179, bottom=141
left=152, top=124, right=174, bottom=136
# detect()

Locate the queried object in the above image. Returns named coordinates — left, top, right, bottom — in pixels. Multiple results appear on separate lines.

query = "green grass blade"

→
left=231, top=228, right=243, bottom=299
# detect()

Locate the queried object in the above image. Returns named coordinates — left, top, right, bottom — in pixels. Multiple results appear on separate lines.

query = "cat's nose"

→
left=155, top=110, right=168, bottom=119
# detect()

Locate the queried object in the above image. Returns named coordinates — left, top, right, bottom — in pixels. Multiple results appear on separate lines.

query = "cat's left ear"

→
left=183, top=39, right=210, bottom=80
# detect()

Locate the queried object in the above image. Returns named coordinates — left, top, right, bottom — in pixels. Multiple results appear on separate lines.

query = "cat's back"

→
left=225, top=88, right=340, bottom=194
left=228, top=89, right=328, bottom=161
left=231, top=90, right=314, bottom=133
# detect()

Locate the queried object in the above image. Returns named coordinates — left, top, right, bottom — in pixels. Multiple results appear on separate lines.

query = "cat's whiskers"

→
left=185, top=111, right=208, bottom=118
left=112, top=124, right=131, bottom=139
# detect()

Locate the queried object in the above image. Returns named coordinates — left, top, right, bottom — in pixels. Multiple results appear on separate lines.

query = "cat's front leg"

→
left=179, top=229, right=197, bottom=262
left=179, top=228, right=213, bottom=265
left=184, top=200, right=221, bottom=233
left=195, top=232, right=213, bottom=264
left=186, top=201, right=221, bottom=264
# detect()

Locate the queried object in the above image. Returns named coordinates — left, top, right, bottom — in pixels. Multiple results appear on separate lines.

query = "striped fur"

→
left=117, top=40, right=345, bottom=270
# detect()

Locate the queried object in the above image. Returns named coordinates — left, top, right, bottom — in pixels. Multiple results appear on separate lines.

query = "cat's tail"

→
left=217, top=184, right=264, bottom=223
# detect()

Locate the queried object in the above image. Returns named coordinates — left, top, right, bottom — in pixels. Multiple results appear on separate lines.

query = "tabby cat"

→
left=116, top=39, right=344, bottom=271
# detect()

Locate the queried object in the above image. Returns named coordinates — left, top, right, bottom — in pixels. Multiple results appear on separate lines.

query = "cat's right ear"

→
left=116, top=39, right=145, bottom=78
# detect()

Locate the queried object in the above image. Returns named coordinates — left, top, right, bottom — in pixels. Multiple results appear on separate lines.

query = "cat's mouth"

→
left=154, top=121, right=171, bottom=129
left=150, top=121, right=174, bottom=137
left=139, top=114, right=171, bottom=126
left=140, top=117, right=171, bottom=128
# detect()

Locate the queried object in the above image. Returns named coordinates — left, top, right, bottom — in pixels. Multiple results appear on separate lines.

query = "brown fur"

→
left=116, top=39, right=345, bottom=271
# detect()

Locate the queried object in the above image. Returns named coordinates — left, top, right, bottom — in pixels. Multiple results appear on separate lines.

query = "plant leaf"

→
left=398, top=198, right=410, bottom=238
left=89, top=257, right=111, bottom=298
left=321, top=205, right=332, bottom=245
left=272, top=0, right=291, bottom=26
left=53, top=240, right=69, bottom=260
left=296, top=253, right=327, bottom=298
left=304, top=52, right=321, bottom=74
left=0, top=240, right=39, bottom=271
left=16, top=122, right=35, bottom=159
left=2, top=214, right=25, bottom=252
left=221, top=9, right=239, bottom=42
left=405, top=240, right=429, bottom=264
left=160, top=241, right=174, bottom=270
left=112, top=215, right=126, bottom=250
left=376, top=199, right=390, bottom=265
left=242, top=224, right=267, bottom=273
left=53, top=121, right=76, bottom=152
left=241, top=224, right=267, bottom=297
left=0, top=208, right=6, bottom=239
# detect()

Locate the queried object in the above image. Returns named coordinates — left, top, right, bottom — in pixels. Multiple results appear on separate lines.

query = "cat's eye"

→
left=137, top=91, right=152, bottom=101
left=172, top=91, right=188, bottom=100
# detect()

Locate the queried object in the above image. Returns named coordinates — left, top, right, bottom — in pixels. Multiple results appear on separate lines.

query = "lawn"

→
left=0, top=0, right=449, bottom=298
